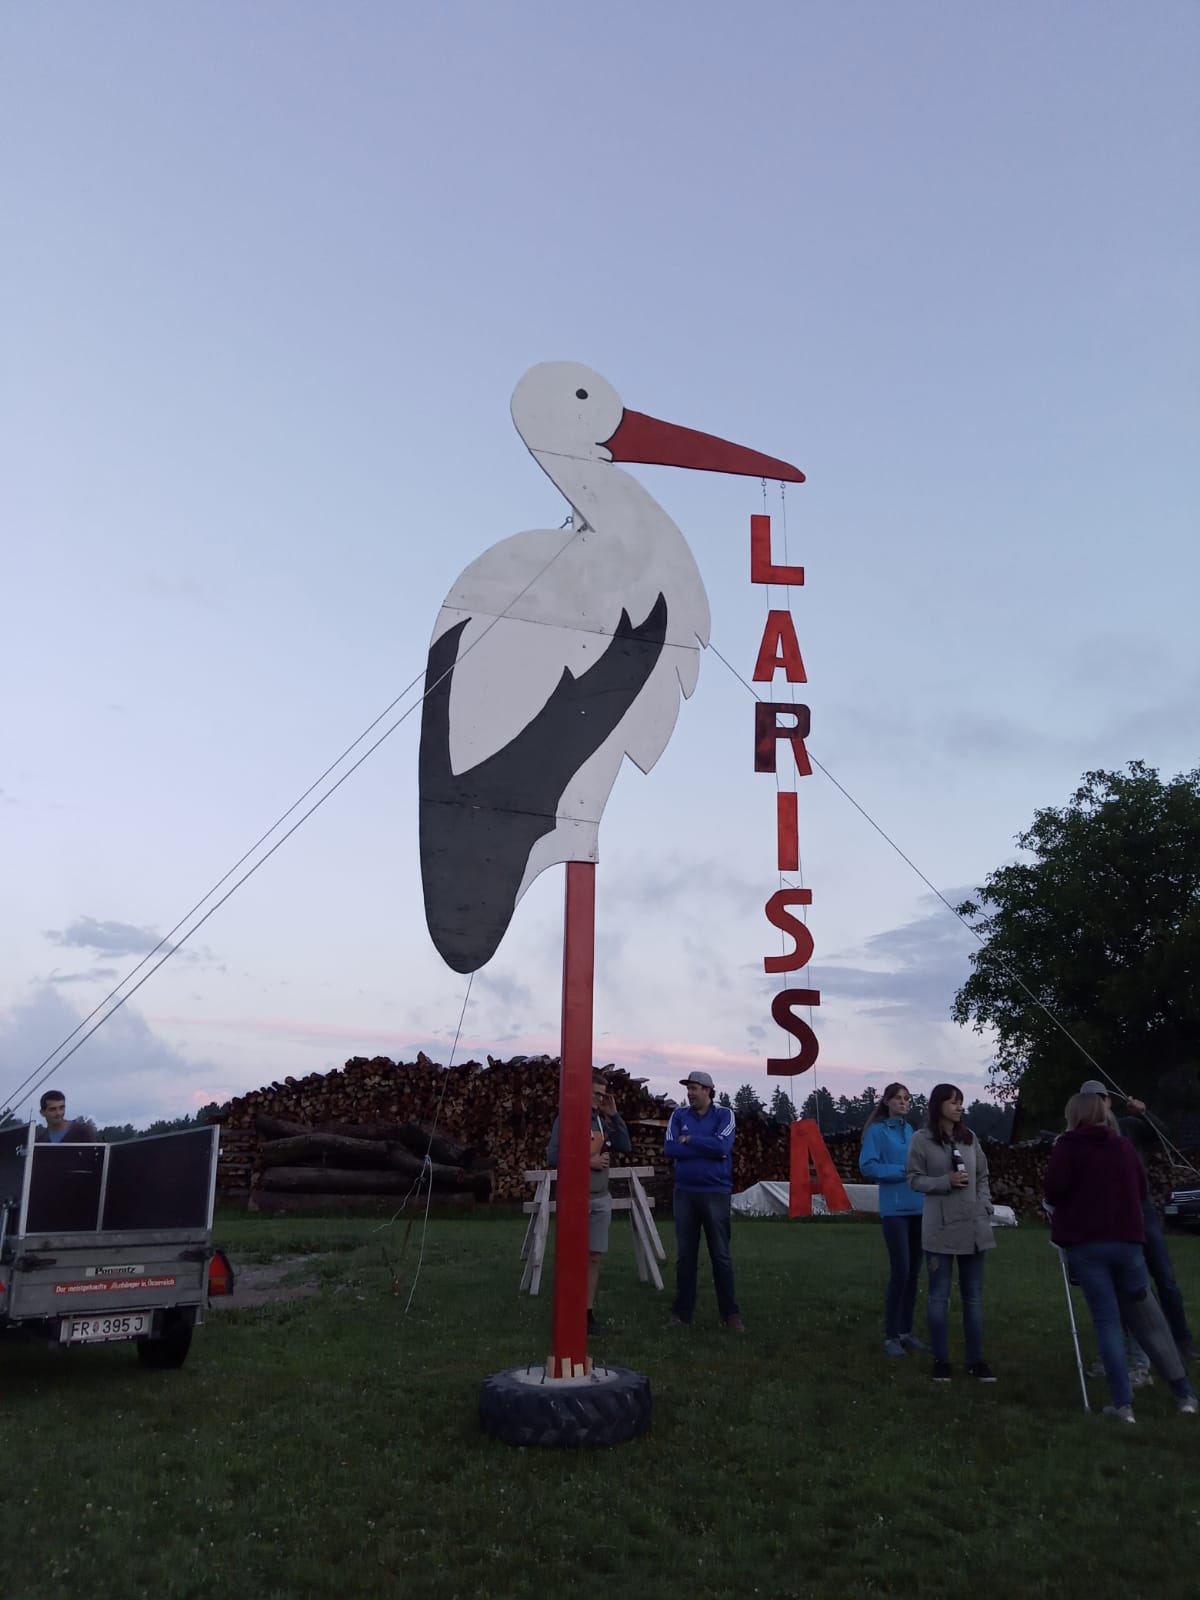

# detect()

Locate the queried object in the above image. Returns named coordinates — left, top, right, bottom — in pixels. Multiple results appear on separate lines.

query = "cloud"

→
left=0, top=985, right=229, bottom=1127
left=813, top=890, right=979, bottom=1024
left=603, top=852, right=759, bottom=918
left=470, top=968, right=534, bottom=1013
left=47, top=966, right=120, bottom=985
left=46, top=917, right=175, bottom=958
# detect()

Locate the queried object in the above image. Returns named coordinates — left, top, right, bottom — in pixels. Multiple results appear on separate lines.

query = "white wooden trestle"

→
left=519, top=1167, right=666, bottom=1294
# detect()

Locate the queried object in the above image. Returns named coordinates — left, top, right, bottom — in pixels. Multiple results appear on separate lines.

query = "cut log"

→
left=259, top=1133, right=394, bottom=1171
left=248, top=1189, right=478, bottom=1214
left=255, top=1114, right=312, bottom=1141
left=260, top=1165, right=489, bottom=1198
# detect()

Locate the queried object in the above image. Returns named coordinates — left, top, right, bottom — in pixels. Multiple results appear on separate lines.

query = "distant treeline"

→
left=95, top=1101, right=231, bottom=1142
left=720, top=1084, right=1015, bottom=1142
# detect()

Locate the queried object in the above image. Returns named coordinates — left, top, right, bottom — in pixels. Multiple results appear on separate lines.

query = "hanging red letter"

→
left=764, top=890, right=814, bottom=973
left=753, top=610, right=807, bottom=683
left=777, top=792, right=798, bottom=871
left=767, top=989, right=820, bottom=1074
left=750, top=514, right=804, bottom=587
left=755, top=704, right=813, bottom=776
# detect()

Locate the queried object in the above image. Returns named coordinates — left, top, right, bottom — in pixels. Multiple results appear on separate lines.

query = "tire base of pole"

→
left=479, top=1363, right=651, bottom=1448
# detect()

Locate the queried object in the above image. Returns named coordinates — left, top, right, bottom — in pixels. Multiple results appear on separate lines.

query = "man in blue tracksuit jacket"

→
left=664, top=1070, right=743, bottom=1331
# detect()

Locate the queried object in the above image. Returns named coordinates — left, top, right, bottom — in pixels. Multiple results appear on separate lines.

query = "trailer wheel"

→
left=480, top=1364, right=650, bottom=1449
left=137, top=1313, right=193, bottom=1370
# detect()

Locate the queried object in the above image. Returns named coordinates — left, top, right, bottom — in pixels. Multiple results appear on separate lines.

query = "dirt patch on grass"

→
left=213, top=1254, right=323, bottom=1309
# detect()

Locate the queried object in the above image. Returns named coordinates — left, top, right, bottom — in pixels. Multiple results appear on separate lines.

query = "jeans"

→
left=925, top=1250, right=985, bottom=1365
left=880, top=1214, right=923, bottom=1339
left=1066, top=1240, right=1193, bottom=1409
left=672, top=1189, right=739, bottom=1321
left=1142, top=1203, right=1193, bottom=1347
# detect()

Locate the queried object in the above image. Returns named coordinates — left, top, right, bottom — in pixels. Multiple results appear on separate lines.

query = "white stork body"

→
left=431, top=454, right=710, bottom=903
left=419, top=362, right=800, bottom=973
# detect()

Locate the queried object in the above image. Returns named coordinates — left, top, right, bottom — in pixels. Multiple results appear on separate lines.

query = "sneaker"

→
left=1177, top=1395, right=1199, bottom=1415
left=723, top=1314, right=746, bottom=1333
left=968, top=1362, right=997, bottom=1383
left=932, top=1360, right=952, bottom=1382
left=1178, top=1342, right=1200, bottom=1364
left=1102, top=1404, right=1136, bottom=1424
left=1129, top=1366, right=1154, bottom=1390
left=666, top=1314, right=688, bottom=1327
left=1087, top=1362, right=1107, bottom=1378
left=900, top=1333, right=931, bottom=1353
left=884, top=1338, right=906, bottom=1358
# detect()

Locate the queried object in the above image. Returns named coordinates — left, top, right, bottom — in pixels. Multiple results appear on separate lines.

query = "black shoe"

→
left=587, top=1310, right=605, bottom=1335
left=932, top=1360, right=953, bottom=1382
left=968, top=1362, right=997, bottom=1383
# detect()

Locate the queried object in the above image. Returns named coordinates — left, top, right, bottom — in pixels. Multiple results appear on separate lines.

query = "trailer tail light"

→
left=207, top=1248, right=235, bottom=1299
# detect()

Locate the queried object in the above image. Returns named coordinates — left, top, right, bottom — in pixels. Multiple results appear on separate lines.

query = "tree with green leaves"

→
left=953, top=763, right=1200, bottom=1131
left=717, top=1090, right=732, bottom=1108
left=768, top=1086, right=798, bottom=1124
left=733, top=1083, right=766, bottom=1118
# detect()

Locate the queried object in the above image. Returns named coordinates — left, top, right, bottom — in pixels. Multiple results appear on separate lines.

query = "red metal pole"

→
left=549, top=859, right=595, bottom=1377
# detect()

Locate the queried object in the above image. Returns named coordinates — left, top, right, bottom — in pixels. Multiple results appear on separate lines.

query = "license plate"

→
left=66, top=1311, right=152, bottom=1344
left=1165, top=1205, right=1179, bottom=1215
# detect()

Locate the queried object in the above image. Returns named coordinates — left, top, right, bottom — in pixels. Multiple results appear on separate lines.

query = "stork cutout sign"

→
left=419, top=363, right=802, bottom=1379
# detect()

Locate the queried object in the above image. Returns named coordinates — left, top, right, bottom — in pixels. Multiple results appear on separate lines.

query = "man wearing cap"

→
left=664, top=1071, right=744, bottom=1331
left=1081, top=1078, right=1198, bottom=1366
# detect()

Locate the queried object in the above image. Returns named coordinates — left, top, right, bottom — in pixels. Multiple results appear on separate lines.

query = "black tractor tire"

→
left=479, top=1364, right=651, bottom=1449
left=136, top=1313, right=194, bottom=1370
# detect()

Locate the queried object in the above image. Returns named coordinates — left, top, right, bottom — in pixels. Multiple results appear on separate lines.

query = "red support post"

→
left=550, top=860, right=596, bottom=1377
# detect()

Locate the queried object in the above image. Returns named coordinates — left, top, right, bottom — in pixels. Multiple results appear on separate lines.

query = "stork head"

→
left=510, top=362, right=624, bottom=460
left=511, top=361, right=804, bottom=482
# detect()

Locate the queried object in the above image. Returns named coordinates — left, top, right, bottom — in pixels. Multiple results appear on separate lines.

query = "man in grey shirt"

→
left=547, top=1070, right=632, bottom=1334
left=35, top=1090, right=98, bottom=1144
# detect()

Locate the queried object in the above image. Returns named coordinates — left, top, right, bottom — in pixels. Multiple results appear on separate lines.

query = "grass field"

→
left=3, top=1210, right=1199, bottom=1600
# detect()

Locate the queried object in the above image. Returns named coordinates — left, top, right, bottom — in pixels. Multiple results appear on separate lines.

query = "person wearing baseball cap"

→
left=664, top=1070, right=744, bottom=1331
left=1044, top=1089, right=1197, bottom=1419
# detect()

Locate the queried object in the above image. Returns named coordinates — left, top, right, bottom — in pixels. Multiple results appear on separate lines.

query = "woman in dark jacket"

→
left=906, top=1083, right=996, bottom=1382
left=1044, top=1092, right=1198, bottom=1422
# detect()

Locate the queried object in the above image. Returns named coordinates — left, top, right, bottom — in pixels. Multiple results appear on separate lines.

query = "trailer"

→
left=0, top=1121, right=230, bottom=1367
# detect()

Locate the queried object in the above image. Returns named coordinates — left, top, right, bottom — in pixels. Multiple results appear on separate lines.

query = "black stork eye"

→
left=575, top=388, right=588, bottom=399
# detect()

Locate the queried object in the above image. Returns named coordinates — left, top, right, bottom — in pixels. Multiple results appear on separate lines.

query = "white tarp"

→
left=731, top=1179, right=1018, bottom=1226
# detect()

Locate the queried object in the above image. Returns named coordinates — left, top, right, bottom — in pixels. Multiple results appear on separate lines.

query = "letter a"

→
left=753, top=610, right=807, bottom=683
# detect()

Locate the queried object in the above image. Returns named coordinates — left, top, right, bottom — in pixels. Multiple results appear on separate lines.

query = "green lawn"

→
left=3, top=1212, right=1199, bottom=1600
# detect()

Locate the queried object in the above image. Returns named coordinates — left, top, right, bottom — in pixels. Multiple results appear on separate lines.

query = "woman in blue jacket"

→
left=859, top=1083, right=927, bottom=1357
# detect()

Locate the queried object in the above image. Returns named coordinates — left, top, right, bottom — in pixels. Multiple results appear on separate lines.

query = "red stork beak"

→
left=603, top=410, right=804, bottom=483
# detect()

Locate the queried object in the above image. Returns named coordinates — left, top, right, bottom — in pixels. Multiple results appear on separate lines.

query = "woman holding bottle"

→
left=859, top=1083, right=927, bottom=1358
left=906, top=1083, right=997, bottom=1382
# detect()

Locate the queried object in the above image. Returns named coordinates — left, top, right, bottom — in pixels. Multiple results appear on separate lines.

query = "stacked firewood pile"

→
left=213, top=1054, right=679, bottom=1209
left=211, top=1057, right=1193, bottom=1219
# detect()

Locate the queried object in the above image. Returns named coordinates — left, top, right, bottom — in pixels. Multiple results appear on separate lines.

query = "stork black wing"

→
left=419, top=594, right=668, bottom=972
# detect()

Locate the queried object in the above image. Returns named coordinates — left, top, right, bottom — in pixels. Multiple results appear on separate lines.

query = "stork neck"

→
left=530, top=451, right=672, bottom=542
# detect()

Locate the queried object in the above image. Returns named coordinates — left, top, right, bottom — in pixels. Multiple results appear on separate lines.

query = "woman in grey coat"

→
left=906, top=1083, right=997, bottom=1383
